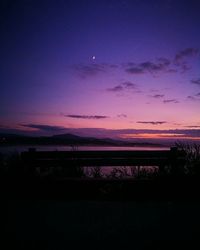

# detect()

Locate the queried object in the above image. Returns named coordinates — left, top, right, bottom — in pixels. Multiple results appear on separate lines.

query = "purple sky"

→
left=1, top=0, right=200, bottom=141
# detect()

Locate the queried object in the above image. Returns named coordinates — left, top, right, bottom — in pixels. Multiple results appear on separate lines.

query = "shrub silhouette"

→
left=175, top=142, right=200, bottom=177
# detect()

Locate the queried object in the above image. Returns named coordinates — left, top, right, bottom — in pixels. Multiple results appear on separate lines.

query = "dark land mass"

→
left=0, top=133, right=164, bottom=147
left=1, top=144, right=200, bottom=249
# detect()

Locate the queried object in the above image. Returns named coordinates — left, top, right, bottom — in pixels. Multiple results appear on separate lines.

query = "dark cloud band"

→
left=163, top=99, right=179, bottom=104
left=137, top=121, right=167, bottom=125
left=66, top=115, right=109, bottom=119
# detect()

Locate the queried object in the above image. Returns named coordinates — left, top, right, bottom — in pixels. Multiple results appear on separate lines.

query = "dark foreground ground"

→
left=1, top=199, right=200, bottom=250
left=1, top=177, right=200, bottom=250
left=1, top=145, right=200, bottom=249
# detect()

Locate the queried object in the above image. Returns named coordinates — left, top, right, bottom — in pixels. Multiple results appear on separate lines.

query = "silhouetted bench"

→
left=21, top=147, right=186, bottom=177
left=4, top=147, right=194, bottom=200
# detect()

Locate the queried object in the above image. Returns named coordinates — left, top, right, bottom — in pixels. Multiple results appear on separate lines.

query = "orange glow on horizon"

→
left=120, top=133, right=200, bottom=140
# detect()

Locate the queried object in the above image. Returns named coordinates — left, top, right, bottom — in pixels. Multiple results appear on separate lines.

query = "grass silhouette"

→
left=175, top=142, right=200, bottom=176
left=0, top=143, right=200, bottom=200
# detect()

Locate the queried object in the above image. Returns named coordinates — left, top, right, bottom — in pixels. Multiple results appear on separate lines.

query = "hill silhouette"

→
left=0, top=133, right=163, bottom=147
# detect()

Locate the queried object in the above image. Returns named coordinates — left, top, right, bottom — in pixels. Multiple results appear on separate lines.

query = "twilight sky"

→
left=1, top=0, right=200, bottom=141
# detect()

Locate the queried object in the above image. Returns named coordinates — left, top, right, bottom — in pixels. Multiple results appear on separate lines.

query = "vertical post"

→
left=28, top=148, right=37, bottom=177
left=28, top=148, right=36, bottom=152
left=137, top=166, right=140, bottom=178
left=170, top=147, right=178, bottom=177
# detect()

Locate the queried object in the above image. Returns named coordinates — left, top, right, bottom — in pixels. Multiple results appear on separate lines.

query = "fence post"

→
left=170, top=147, right=178, bottom=176
left=27, top=148, right=37, bottom=176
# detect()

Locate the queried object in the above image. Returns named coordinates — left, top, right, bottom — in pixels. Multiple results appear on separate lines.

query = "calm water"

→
left=0, top=145, right=169, bottom=177
left=0, top=145, right=169, bottom=154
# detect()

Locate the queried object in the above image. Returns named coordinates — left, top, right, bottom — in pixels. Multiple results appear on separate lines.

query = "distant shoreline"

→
left=0, top=133, right=169, bottom=148
left=0, top=143, right=167, bottom=148
left=0, top=145, right=170, bottom=155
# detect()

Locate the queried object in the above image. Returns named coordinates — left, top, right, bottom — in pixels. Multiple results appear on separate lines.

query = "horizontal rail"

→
left=21, top=148, right=186, bottom=167
left=21, top=149, right=185, bottom=158
left=25, top=158, right=172, bottom=167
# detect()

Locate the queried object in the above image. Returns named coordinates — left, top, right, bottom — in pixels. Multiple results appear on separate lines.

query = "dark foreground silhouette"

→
left=2, top=199, right=200, bottom=250
left=0, top=144, right=200, bottom=200
left=1, top=143, right=200, bottom=250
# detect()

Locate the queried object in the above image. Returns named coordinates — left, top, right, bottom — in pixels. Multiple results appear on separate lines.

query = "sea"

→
left=0, top=145, right=170, bottom=154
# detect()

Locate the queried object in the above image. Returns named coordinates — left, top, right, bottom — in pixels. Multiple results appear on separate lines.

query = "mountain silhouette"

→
left=0, top=133, right=163, bottom=147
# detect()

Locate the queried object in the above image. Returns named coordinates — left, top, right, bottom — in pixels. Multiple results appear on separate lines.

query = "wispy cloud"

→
left=175, top=48, right=199, bottom=62
left=137, top=121, right=167, bottom=125
left=125, top=48, right=199, bottom=76
left=117, top=114, right=127, bottom=118
left=107, top=81, right=139, bottom=93
left=72, top=48, right=199, bottom=79
left=150, top=94, right=165, bottom=98
left=149, top=88, right=159, bottom=93
left=140, top=61, right=168, bottom=72
left=125, top=59, right=171, bottom=75
left=187, top=92, right=200, bottom=101
left=125, top=66, right=145, bottom=74
left=174, top=48, right=199, bottom=73
left=72, top=63, right=105, bottom=78
left=187, top=95, right=196, bottom=100
left=167, top=69, right=178, bottom=73
left=21, top=124, right=67, bottom=132
left=157, top=57, right=171, bottom=66
left=163, top=99, right=179, bottom=104
left=191, top=78, right=200, bottom=85
left=72, top=63, right=118, bottom=78
left=122, top=81, right=137, bottom=89
left=107, top=85, right=124, bottom=92
left=65, top=114, right=109, bottom=119
left=179, top=63, right=191, bottom=73
left=187, top=95, right=200, bottom=101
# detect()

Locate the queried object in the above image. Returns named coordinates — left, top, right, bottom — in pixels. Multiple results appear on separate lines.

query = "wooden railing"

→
left=21, top=147, right=186, bottom=176
left=3, top=147, right=197, bottom=200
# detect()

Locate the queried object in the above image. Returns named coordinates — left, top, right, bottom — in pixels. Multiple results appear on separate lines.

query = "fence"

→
left=21, top=147, right=186, bottom=177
